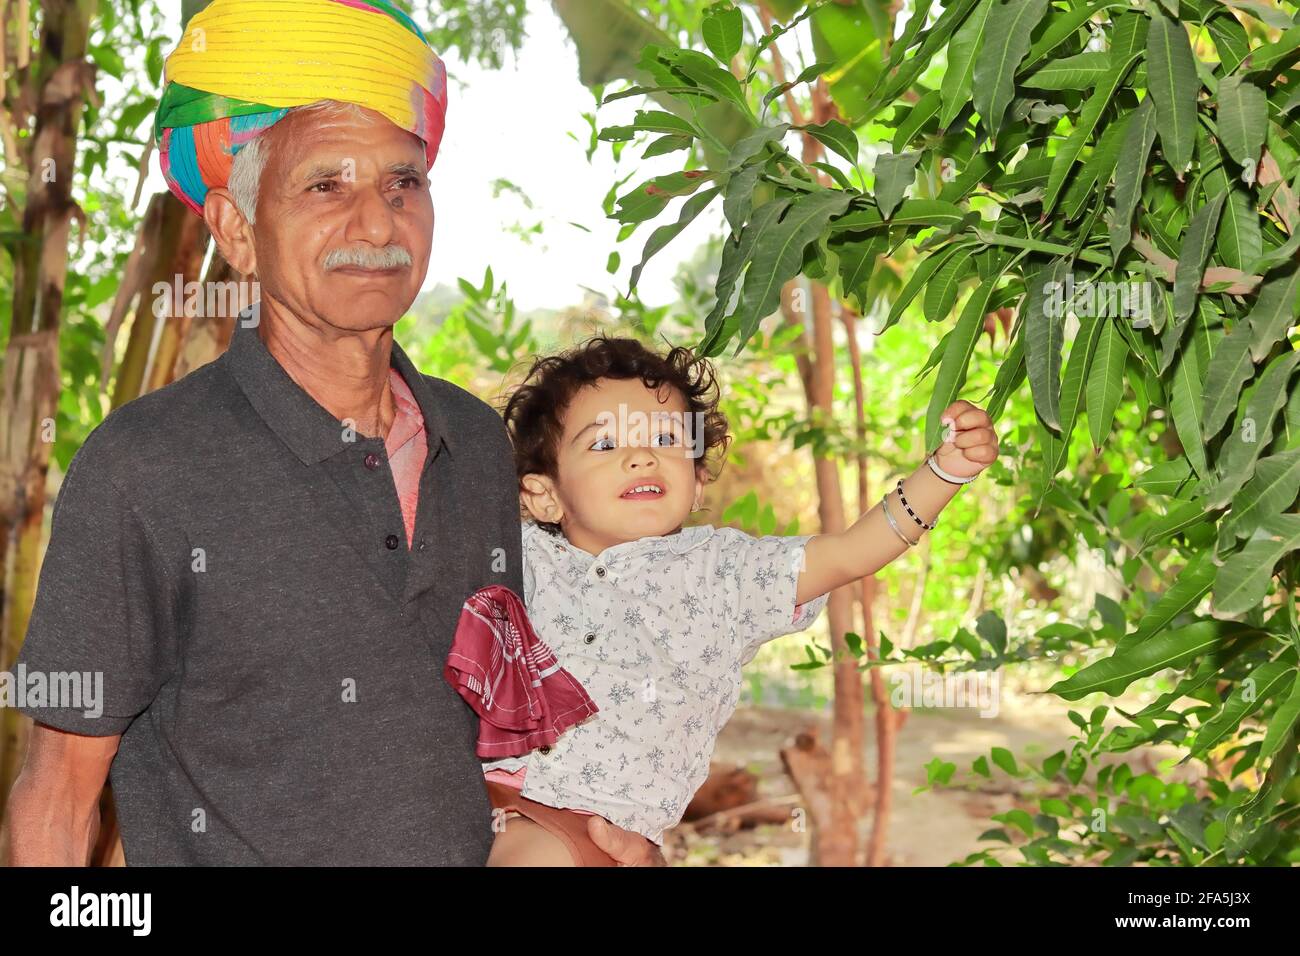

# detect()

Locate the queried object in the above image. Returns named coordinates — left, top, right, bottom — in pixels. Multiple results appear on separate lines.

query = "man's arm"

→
left=3, top=724, right=120, bottom=866
left=797, top=400, right=998, bottom=605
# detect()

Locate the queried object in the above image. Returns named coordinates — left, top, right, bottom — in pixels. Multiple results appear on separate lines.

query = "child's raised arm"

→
left=795, top=399, right=999, bottom=606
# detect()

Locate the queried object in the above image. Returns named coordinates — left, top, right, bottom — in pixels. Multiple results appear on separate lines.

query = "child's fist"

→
left=933, top=400, right=998, bottom=480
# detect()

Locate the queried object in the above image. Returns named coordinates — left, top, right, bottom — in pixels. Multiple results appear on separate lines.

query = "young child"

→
left=469, top=335, right=997, bottom=865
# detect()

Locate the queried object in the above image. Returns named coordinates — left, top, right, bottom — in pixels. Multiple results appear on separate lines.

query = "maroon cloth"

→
left=444, top=585, right=598, bottom=758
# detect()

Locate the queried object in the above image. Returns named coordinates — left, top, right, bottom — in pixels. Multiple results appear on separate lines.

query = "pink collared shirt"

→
left=385, top=366, right=427, bottom=549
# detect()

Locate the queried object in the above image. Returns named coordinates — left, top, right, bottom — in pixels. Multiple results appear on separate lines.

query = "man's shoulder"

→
left=70, top=359, right=234, bottom=483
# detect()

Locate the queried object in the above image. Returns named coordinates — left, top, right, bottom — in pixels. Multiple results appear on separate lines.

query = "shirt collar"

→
left=222, top=305, right=452, bottom=465
left=530, top=521, right=717, bottom=565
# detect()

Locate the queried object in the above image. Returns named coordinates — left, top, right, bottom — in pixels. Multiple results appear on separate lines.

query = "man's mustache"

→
left=323, top=245, right=413, bottom=271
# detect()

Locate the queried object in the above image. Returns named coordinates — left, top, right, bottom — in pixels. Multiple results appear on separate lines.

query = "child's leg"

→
left=487, top=811, right=576, bottom=866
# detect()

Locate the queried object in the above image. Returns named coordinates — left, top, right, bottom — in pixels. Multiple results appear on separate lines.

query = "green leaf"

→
left=1173, top=191, right=1228, bottom=324
left=836, top=235, right=886, bottom=312
left=1249, top=229, right=1300, bottom=276
left=874, top=151, right=922, bottom=218
left=991, top=747, right=1020, bottom=776
left=1137, top=499, right=1209, bottom=552
left=1244, top=21, right=1300, bottom=75
left=1048, top=621, right=1224, bottom=700
left=880, top=243, right=974, bottom=334
left=923, top=248, right=975, bottom=323
left=730, top=189, right=854, bottom=355
left=723, top=161, right=763, bottom=235
left=1020, top=0, right=1112, bottom=74
left=1216, top=187, right=1263, bottom=272
left=1146, top=10, right=1199, bottom=175
left=1204, top=350, right=1300, bottom=509
left=702, top=3, right=744, bottom=63
left=926, top=271, right=1006, bottom=451
left=1212, top=513, right=1300, bottom=617
left=1245, top=265, right=1300, bottom=363
left=1042, top=51, right=1143, bottom=217
left=656, top=47, right=750, bottom=115
left=643, top=133, right=693, bottom=158
left=1116, top=553, right=1215, bottom=653
left=1023, top=258, right=1071, bottom=430
left=628, top=186, right=721, bottom=291
left=699, top=197, right=793, bottom=356
left=972, top=0, right=1049, bottom=139
left=1171, top=340, right=1211, bottom=478
left=1216, top=75, right=1268, bottom=170
left=1206, top=11, right=1251, bottom=73
left=939, top=0, right=994, bottom=129
left=1053, top=313, right=1105, bottom=471
left=1257, top=670, right=1300, bottom=766
left=1220, top=447, right=1300, bottom=541
left=1134, top=458, right=1193, bottom=496
left=1087, top=318, right=1129, bottom=449
left=726, top=123, right=790, bottom=171
left=802, top=118, right=859, bottom=164
left=1022, top=52, right=1114, bottom=90
left=1107, top=97, right=1158, bottom=260
left=1190, top=660, right=1295, bottom=756
left=614, top=170, right=716, bottom=223
left=1200, top=321, right=1256, bottom=442
left=892, top=90, right=944, bottom=150
left=829, top=199, right=968, bottom=233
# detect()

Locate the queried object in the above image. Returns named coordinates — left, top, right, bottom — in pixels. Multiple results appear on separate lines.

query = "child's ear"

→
left=692, top=467, right=706, bottom=512
left=520, top=473, right=563, bottom=524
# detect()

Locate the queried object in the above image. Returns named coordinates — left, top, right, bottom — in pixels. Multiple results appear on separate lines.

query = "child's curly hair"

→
left=502, top=335, right=731, bottom=532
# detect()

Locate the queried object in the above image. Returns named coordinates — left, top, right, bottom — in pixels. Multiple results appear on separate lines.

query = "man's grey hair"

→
left=227, top=99, right=378, bottom=224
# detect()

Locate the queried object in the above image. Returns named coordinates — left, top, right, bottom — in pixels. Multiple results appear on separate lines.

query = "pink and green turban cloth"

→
left=153, top=0, right=449, bottom=217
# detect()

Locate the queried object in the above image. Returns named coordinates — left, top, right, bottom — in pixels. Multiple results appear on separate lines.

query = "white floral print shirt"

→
left=482, top=520, right=829, bottom=844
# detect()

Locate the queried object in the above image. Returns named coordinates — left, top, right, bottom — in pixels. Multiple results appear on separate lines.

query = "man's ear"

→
left=203, top=187, right=258, bottom=277
left=520, top=473, right=563, bottom=525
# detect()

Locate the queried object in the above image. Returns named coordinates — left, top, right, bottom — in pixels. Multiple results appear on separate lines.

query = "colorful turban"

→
left=153, top=0, right=448, bottom=216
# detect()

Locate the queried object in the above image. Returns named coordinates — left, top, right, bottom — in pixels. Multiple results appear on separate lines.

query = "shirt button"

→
left=539, top=746, right=551, bottom=756
left=385, top=534, right=400, bottom=550
left=583, top=632, right=596, bottom=645
left=594, top=566, right=606, bottom=578
left=364, top=453, right=380, bottom=470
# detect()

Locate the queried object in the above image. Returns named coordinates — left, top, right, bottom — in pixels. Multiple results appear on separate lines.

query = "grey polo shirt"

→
left=15, top=311, right=522, bottom=865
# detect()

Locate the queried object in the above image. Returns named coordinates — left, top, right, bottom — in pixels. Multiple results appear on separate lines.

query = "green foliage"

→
left=593, top=0, right=1300, bottom=864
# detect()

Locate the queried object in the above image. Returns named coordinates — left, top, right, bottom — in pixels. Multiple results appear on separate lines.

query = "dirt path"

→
left=666, top=690, right=1101, bottom=866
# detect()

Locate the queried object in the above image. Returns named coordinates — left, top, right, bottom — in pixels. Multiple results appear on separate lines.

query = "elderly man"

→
left=4, top=0, right=658, bottom=866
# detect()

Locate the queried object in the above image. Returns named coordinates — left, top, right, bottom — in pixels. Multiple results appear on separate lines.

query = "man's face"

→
left=225, top=105, right=434, bottom=333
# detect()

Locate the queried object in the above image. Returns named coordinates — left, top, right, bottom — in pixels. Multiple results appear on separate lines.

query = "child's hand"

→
left=933, top=400, right=999, bottom=480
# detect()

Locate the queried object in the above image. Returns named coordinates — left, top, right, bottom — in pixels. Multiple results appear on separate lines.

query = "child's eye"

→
left=590, top=436, right=617, bottom=451
left=652, top=432, right=679, bottom=447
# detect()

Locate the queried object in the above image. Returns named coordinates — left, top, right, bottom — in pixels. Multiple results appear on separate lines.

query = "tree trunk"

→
left=0, top=0, right=98, bottom=834
left=841, top=304, right=899, bottom=867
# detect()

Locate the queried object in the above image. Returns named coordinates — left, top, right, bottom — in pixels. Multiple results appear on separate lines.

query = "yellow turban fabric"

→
left=154, top=0, right=448, bottom=215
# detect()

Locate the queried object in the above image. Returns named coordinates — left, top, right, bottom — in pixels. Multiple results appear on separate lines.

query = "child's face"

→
left=521, top=376, right=706, bottom=555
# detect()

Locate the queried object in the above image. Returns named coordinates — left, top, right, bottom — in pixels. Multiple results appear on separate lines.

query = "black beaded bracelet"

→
left=895, top=479, right=937, bottom=531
